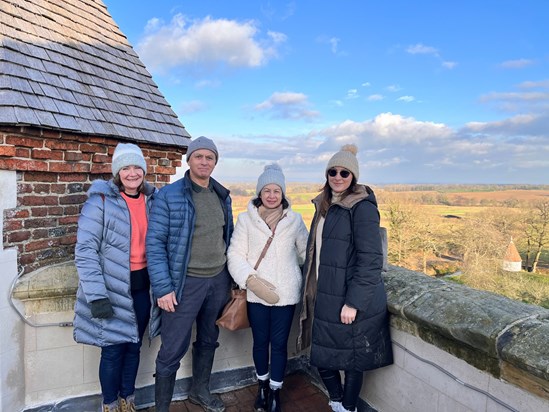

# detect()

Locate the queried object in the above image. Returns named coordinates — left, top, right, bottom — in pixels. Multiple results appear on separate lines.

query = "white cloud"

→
left=362, top=82, right=371, bottom=87
left=346, top=89, right=359, bottom=99
left=499, top=59, right=535, bottom=69
left=367, top=94, right=384, bottom=101
left=179, top=100, right=207, bottom=114
left=406, top=43, right=439, bottom=55
left=136, top=14, right=286, bottom=72
left=255, top=92, right=320, bottom=120
left=442, top=61, right=457, bottom=69
left=386, top=84, right=401, bottom=92
left=397, top=95, right=415, bottom=102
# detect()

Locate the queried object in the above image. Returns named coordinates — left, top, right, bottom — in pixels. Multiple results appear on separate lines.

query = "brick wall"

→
left=1, top=126, right=185, bottom=274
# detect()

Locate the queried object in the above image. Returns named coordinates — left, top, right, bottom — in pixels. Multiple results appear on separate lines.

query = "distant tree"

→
left=523, top=201, right=549, bottom=273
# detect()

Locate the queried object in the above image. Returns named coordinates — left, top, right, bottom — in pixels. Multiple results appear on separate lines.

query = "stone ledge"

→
left=384, top=265, right=549, bottom=398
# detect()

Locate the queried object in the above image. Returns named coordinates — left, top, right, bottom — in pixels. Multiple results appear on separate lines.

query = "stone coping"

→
left=12, top=261, right=549, bottom=398
left=384, top=266, right=548, bottom=398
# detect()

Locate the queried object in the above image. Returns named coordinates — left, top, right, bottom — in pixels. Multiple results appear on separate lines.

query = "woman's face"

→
left=260, top=184, right=283, bottom=209
left=327, top=167, right=353, bottom=193
left=119, top=165, right=144, bottom=195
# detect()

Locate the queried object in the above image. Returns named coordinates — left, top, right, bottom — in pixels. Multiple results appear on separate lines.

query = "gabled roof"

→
left=0, top=0, right=190, bottom=147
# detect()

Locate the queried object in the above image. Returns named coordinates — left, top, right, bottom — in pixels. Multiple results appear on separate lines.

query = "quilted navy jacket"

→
left=73, top=179, right=156, bottom=347
left=297, top=185, right=393, bottom=372
left=146, top=171, right=233, bottom=338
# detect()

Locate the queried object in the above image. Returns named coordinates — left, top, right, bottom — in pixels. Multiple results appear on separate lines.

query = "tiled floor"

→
left=141, top=371, right=334, bottom=411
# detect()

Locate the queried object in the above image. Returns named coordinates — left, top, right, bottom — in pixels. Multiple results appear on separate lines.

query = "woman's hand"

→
left=157, top=291, right=178, bottom=312
left=340, top=304, right=357, bottom=324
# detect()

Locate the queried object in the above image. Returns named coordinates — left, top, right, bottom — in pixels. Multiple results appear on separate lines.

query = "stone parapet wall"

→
left=383, top=266, right=549, bottom=400
left=0, top=126, right=185, bottom=274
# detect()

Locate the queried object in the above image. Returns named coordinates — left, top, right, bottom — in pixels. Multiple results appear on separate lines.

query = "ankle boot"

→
left=188, top=346, right=225, bottom=412
left=100, top=400, right=120, bottom=412
left=254, top=379, right=270, bottom=411
left=155, top=372, right=176, bottom=412
left=119, top=394, right=136, bottom=412
left=267, top=387, right=281, bottom=412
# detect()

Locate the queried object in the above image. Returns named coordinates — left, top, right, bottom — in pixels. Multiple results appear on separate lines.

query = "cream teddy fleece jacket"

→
left=227, top=200, right=308, bottom=306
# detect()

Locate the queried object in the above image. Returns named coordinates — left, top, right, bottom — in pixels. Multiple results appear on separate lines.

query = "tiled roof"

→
left=0, top=0, right=190, bottom=147
left=504, top=239, right=522, bottom=263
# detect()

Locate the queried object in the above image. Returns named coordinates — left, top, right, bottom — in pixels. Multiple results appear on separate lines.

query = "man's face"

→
left=187, top=149, right=217, bottom=183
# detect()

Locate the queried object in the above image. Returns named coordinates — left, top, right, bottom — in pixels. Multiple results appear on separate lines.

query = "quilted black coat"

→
left=297, top=185, right=393, bottom=371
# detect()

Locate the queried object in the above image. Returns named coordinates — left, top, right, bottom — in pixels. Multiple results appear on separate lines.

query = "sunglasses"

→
left=327, top=168, right=351, bottom=178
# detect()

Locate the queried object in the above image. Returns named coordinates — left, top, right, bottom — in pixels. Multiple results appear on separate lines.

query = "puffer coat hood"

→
left=73, top=179, right=156, bottom=347
left=297, top=185, right=393, bottom=371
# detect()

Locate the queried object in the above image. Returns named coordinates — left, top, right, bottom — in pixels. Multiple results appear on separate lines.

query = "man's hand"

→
left=340, top=304, right=357, bottom=325
left=157, top=291, right=178, bottom=312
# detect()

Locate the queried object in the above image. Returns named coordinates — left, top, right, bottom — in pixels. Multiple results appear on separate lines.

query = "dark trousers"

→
left=318, top=368, right=364, bottom=411
left=248, top=302, right=295, bottom=383
left=99, top=288, right=151, bottom=404
left=155, top=267, right=231, bottom=377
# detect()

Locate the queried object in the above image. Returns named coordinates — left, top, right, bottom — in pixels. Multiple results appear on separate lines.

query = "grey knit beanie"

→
left=186, top=136, right=219, bottom=164
left=326, top=144, right=359, bottom=180
left=111, top=143, right=147, bottom=177
left=256, top=163, right=286, bottom=195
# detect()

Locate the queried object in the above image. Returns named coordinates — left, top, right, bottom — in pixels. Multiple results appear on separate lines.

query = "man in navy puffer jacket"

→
left=146, top=136, right=233, bottom=412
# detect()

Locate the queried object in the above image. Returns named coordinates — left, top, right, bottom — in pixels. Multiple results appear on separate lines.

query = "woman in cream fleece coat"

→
left=228, top=164, right=308, bottom=412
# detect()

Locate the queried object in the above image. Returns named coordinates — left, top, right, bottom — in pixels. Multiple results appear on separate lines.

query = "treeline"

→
left=380, top=184, right=549, bottom=192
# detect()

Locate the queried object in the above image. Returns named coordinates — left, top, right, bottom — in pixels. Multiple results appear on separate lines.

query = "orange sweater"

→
left=121, top=192, right=148, bottom=271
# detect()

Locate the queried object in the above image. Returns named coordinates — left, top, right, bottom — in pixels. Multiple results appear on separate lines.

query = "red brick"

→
left=5, top=136, right=43, bottom=148
left=80, top=143, right=107, bottom=154
left=31, top=229, right=48, bottom=238
left=93, top=153, right=109, bottom=163
left=64, top=151, right=83, bottom=161
left=59, top=234, right=77, bottom=245
left=7, top=230, right=31, bottom=243
left=20, top=195, right=58, bottom=206
left=45, top=140, right=79, bottom=150
left=24, top=218, right=57, bottom=228
left=19, top=252, right=38, bottom=265
left=154, top=166, right=176, bottom=175
left=15, top=147, right=31, bottom=157
left=58, top=173, right=88, bottom=182
left=0, top=146, right=16, bottom=157
left=59, top=194, right=87, bottom=205
left=51, top=184, right=67, bottom=194
left=32, top=184, right=51, bottom=193
left=59, top=216, right=79, bottom=225
left=47, top=206, right=64, bottom=215
left=31, top=207, right=48, bottom=217
left=25, top=239, right=59, bottom=252
left=49, top=162, right=91, bottom=173
left=23, top=172, right=58, bottom=182
left=17, top=183, right=33, bottom=193
left=5, top=209, right=30, bottom=219
left=64, top=205, right=80, bottom=215
left=3, top=220, right=23, bottom=231
left=91, top=163, right=112, bottom=174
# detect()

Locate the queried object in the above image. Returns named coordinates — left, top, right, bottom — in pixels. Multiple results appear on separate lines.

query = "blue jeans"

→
left=248, top=302, right=295, bottom=383
left=99, top=288, right=151, bottom=404
left=155, top=268, right=231, bottom=377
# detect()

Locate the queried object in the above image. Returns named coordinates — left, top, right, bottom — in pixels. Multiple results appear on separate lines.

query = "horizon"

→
left=105, top=1, right=549, bottom=185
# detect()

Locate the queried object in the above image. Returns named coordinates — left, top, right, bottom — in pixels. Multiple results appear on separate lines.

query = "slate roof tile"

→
left=0, top=0, right=190, bottom=147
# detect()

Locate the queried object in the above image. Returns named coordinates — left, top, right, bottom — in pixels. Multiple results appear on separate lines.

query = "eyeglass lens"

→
left=328, top=169, right=350, bottom=178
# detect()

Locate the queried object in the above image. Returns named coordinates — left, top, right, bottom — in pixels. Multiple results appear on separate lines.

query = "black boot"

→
left=254, top=379, right=270, bottom=412
left=155, top=372, right=176, bottom=412
left=267, top=387, right=281, bottom=412
left=188, top=346, right=225, bottom=412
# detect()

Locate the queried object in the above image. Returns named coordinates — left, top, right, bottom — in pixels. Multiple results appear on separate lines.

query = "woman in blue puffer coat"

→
left=74, top=143, right=156, bottom=412
left=297, top=144, right=393, bottom=412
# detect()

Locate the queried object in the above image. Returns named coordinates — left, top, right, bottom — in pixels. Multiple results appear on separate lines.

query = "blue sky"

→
left=103, top=1, right=549, bottom=185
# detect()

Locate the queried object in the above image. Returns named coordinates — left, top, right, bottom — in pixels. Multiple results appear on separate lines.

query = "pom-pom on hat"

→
left=186, top=136, right=219, bottom=164
left=256, top=163, right=286, bottom=196
left=111, top=143, right=147, bottom=177
left=326, top=144, right=359, bottom=180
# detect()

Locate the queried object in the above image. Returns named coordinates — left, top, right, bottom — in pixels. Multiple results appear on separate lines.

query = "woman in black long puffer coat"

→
left=297, top=144, right=393, bottom=412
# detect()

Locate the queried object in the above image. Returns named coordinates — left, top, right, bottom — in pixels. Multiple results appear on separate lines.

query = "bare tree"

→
left=523, top=201, right=549, bottom=273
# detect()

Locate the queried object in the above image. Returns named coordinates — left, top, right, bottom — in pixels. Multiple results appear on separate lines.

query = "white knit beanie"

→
left=256, top=164, right=286, bottom=195
left=111, top=143, right=147, bottom=176
left=326, top=144, right=359, bottom=180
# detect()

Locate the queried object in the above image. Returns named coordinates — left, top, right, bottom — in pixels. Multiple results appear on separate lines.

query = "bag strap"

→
left=253, top=214, right=286, bottom=270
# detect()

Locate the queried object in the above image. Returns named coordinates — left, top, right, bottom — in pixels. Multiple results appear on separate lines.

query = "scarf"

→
left=258, top=204, right=284, bottom=231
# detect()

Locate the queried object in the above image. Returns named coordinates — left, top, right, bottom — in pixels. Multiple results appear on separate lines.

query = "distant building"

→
left=502, top=239, right=522, bottom=272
